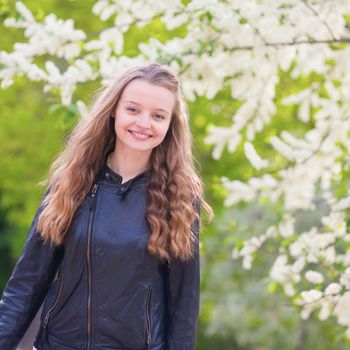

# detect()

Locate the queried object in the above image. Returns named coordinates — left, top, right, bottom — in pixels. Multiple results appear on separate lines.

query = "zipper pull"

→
left=43, top=315, right=49, bottom=327
left=89, top=184, right=99, bottom=210
left=147, top=331, right=152, bottom=345
left=91, top=184, right=99, bottom=197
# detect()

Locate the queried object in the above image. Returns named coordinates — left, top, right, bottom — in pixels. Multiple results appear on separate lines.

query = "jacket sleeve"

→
left=0, top=187, right=64, bottom=350
left=166, top=199, right=201, bottom=350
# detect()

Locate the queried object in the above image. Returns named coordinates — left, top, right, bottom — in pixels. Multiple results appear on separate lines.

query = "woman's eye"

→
left=126, top=107, right=164, bottom=120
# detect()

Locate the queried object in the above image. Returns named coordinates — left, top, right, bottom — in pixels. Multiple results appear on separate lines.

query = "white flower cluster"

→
left=237, top=201, right=350, bottom=329
left=92, top=0, right=185, bottom=31
left=1, top=2, right=88, bottom=104
left=232, top=226, right=277, bottom=269
left=3, top=0, right=350, bottom=336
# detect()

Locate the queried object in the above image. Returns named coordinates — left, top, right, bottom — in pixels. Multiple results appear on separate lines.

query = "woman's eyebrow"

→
left=122, top=99, right=170, bottom=114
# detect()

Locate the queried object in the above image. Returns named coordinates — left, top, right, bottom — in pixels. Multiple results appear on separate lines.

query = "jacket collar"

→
left=97, top=152, right=150, bottom=197
left=101, top=162, right=150, bottom=187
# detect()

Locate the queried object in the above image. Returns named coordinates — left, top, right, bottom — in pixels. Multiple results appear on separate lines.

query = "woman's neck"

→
left=107, top=150, right=150, bottom=183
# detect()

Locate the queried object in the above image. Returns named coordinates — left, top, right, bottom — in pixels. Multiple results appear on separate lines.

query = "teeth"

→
left=130, top=131, right=150, bottom=139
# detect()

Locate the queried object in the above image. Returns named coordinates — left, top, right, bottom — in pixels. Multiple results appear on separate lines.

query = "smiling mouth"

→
left=128, top=130, right=153, bottom=139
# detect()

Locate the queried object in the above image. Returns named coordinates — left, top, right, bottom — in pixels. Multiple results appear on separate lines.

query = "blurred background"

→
left=1, top=1, right=350, bottom=349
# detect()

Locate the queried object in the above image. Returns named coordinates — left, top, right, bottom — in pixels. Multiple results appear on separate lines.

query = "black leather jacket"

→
left=0, top=161, right=200, bottom=350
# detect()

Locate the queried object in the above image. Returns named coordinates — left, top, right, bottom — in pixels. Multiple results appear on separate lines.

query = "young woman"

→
left=0, top=62, right=213, bottom=350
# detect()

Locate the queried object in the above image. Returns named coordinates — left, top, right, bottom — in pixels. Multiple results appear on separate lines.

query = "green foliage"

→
left=1, top=1, right=348, bottom=348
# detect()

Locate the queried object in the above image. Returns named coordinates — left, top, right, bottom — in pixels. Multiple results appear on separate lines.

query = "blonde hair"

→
left=37, top=62, right=213, bottom=264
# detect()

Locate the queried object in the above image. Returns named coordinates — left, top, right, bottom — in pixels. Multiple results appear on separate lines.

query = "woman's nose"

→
left=135, top=113, right=151, bottom=128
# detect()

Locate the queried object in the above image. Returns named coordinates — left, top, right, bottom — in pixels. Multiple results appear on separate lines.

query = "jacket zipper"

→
left=87, top=183, right=99, bottom=350
left=42, top=272, right=64, bottom=335
left=146, top=286, right=153, bottom=348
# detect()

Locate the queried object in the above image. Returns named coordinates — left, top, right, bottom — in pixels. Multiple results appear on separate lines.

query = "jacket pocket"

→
left=43, top=271, right=64, bottom=329
left=146, top=285, right=153, bottom=347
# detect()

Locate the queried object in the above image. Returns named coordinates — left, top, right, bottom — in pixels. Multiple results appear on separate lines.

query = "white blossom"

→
left=278, top=215, right=295, bottom=238
left=270, top=255, right=300, bottom=296
left=324, top=283, right=342, bottom=296
left=300, top=289, right=323, bottom=304
left=4, top=0, right=350, bottom=337
left=319, top=301, right=332, bottom=321
left=334, top=292, right=350, bottom=329
left=305, top=270, right=324, bottom=284
left=244, top=142, right=269, bottom=170
left=76, top=100, right=89, bottom=120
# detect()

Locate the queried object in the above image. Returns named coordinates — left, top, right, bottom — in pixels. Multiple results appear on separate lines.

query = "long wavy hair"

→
left=37, top=62, right=213, bottom=265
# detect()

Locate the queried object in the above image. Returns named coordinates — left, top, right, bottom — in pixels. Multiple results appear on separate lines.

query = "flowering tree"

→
left=2, top=0, right=350, bottom=338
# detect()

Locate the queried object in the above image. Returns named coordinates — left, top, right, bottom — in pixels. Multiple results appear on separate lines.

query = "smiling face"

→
left=112, top=79, right=175, bottom=161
